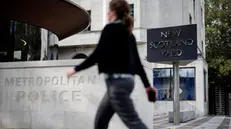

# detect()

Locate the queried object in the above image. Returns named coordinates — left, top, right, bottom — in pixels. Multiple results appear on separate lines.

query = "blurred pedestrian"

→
left=67, top=0, right=157, bottom=128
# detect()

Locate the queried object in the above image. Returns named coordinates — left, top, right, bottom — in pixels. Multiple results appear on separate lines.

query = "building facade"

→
left=59, top=0, right=208, bottom=118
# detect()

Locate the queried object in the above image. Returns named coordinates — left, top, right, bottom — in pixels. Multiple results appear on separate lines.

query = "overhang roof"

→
left=0, top=0, right=90, bottom=40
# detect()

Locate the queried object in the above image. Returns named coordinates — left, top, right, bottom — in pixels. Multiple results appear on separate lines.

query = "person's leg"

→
left=94, top=93, right=114, bottom=129
left=108, top=78, right=148, bottom=129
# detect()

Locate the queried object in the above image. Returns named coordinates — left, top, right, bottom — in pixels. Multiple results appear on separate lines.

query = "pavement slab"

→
left=153, top=116, right=231, bottom=129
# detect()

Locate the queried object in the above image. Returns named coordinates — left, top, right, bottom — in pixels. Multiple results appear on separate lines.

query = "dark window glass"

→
left=73, top=53, right=88, bottom=59
left=204, top=70, right=207, bottom=102
left=201, top=7, right=204, bottom=26
left=0, top=20, right=59, bottom=62
left=153, top=68, right=195, bottom=101
left=189, top=14, right=192, bottom=24
left=193, top=0, right=196, bottom=19
left=129, top=4, right=134, bottom=17
left=0, top=20, right=41, bottom=62
left=202, top=41, right=204, bottom=55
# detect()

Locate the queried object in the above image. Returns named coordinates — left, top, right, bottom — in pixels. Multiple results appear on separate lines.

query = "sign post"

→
left=147, top=24, right=197, bottom=125
left=173, top=61, right=180, bottom=125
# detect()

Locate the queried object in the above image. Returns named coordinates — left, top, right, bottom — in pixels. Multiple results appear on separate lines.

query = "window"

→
left=153, top=68, right=195, bottom=101
left=0, top=20, right=60, bottom=62
left=204, top=70, right=207, bottom=102
left=193, top=0, right=196, bottom=19
left=0, top=20, right=42, bottom=62
left=201, top=7, right=204, bottom=26
left=201, top=41, right=204, bottom=55
left=73, top=53, right=88, bottom=59
left=129, top=4, right=134, bottom=17
left=189, top=14, right=192, bottom=24
left=84, top=10, right=91, bottom=31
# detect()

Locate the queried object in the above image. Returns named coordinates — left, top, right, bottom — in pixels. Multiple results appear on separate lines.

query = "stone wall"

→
left=0, top=60, right=153, bottom=129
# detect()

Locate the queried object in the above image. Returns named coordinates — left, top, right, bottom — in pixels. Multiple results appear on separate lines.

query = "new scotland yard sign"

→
left=147, top=24, right=197, bottom=64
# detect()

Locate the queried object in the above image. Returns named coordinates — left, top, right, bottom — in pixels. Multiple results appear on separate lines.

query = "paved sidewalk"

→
left=153, top=116, right=231, bottom=129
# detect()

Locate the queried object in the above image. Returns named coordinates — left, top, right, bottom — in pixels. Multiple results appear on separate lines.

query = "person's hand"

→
left=145, top=87, right=157, bottom=102
left=66, top=68, right=76, bottom=79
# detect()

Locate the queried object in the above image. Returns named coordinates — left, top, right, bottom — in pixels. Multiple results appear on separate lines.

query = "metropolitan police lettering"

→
left=2, top=75, right=100, bottom=103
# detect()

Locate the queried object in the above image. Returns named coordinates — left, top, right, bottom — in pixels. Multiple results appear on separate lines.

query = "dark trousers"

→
left=94, top=78, right=148, bottom=129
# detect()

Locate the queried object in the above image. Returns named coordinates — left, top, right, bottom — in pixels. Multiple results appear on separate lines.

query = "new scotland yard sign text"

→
left=147, top=24, right=197, bottom=63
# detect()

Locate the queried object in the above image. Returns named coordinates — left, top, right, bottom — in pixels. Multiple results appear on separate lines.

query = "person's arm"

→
left=74, top=49, right=98, bottom=72
left=132, top=36, right=151, bottom=88
left=74, top=25, right=110, bottom=72
left=131, top=35, right=157, bottom=102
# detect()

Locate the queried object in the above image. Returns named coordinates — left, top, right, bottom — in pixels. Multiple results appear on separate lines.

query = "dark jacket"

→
left=75, top=21, right=150, bottom=88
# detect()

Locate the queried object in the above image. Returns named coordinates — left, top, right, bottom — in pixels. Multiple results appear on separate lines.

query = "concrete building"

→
left=59, top=0, right=208, bottom=118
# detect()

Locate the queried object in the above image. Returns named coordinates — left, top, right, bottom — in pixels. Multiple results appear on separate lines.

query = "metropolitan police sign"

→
left=147, top=24, right=197, bottom=64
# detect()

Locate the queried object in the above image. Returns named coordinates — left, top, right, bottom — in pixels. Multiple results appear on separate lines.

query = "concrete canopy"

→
left=0, top=0, right=91, bottom=40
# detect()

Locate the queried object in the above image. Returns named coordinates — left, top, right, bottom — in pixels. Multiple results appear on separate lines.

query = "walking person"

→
left=66, top=0, right=157, bottom=128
